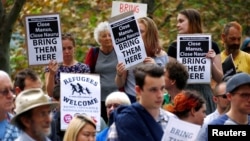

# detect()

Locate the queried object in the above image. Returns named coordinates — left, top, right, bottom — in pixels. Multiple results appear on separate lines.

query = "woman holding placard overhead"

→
left=45, top=33, right=90, bottom=97
left=115, top=17, right=173, bottom=103
left=167, top=8, right=223, bottom=114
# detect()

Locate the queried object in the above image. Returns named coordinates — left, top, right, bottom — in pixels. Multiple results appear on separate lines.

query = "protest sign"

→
left=60, top=73, right=101, bottom=131
left=111, top=1, right=147, bottom=19
left=222, top=54, right=236, bottom=79
left=24, top=13, right=63, bottom=66
left=109, top=11, right=147, bottom=69
left=161, top=116, right=201, bottom=141
left=177, top=34, right=211, bottom=84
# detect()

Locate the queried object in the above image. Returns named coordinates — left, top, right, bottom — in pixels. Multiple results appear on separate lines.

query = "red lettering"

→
left=119, top=4, right=140, bottom=13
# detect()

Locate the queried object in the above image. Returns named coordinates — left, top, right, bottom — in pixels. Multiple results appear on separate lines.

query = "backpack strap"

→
left=85, top=47, right=99, bottom=73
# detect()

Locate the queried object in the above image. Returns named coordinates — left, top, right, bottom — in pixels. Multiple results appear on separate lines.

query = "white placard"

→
left=111, top=1, right=147, bottom=19
left=162, top=116, right=201, bottom=141
left=109, top=11, right=147, bottom=69
left=177, top=34, right=212, bottom=84
left=60, top=73, right=101, bottom=131
left=24, top=13, right=63, bottom=66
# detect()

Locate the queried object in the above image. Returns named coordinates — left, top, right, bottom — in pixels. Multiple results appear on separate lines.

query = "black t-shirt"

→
left=167, top=41, right=220, bottom=58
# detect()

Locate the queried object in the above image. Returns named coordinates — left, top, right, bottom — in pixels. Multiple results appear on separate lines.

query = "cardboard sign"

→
left=111, top=1, right=147, bottom=19
left=161, top=116, right=201, bottom=141
left=109, top=11, right=147, bottom=69
left=24, top=13, right=63, bottom=66
left=177, top=34, right=212, bottom=84
left=60, top=73, right=101, bottom=131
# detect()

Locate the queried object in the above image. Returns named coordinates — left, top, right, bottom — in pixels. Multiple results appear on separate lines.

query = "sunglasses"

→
left=215, top=94, right=227, bottom=99
left=0, top=88, right=14, bottom=96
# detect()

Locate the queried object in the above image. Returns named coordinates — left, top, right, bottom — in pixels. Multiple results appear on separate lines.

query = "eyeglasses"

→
left=232, top=92, right=250, bottom=100
left=106, top=103, right=120, bottom=109
left=0, top=88, right=14, bottom=96
left=215, top=94, right=227, bottom=99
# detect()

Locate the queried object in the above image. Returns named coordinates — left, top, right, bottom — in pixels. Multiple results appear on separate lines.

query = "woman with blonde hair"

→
left=116, top=17, right=172, bottom=103
left=63, top=114, right=96, bottom=141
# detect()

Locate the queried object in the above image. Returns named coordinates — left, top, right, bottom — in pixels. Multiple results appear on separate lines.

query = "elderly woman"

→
left=84, top=21, right=119, bottom=123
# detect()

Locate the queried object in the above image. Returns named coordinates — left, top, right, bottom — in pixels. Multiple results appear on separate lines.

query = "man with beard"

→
left=221, top=21, right=250, bottom=74
left=11, top=88, right=58, bottom=141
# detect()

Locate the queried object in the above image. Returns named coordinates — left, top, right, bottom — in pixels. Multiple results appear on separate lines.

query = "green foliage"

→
left=6, top=0, right=250, bottom=80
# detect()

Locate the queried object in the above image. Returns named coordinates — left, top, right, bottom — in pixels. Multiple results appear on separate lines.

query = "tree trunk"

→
left=0, top=0, right=26, bottom=74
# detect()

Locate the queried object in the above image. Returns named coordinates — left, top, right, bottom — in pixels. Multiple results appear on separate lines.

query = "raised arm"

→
left=45, top=60, right=58, bottom=97
left=115, top=62, right=127, bottom=89
left=206, top=49, right=223, bottom=83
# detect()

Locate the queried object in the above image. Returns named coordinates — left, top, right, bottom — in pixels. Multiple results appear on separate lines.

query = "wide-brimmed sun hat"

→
left=11, top=88, right=58, bottom=125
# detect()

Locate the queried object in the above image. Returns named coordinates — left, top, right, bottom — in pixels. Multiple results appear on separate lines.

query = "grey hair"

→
left=105, top=91, right=131, bottom=106
left=94, top=21, right=110, bottom=45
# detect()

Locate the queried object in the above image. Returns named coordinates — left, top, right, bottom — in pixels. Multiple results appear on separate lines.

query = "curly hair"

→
left=164, top=90, right=205, bottom=119
left=165, top=60, right=189, bottom=90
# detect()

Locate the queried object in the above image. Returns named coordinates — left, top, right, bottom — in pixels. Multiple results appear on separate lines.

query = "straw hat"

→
left=11, top=88, right=58, bottom=125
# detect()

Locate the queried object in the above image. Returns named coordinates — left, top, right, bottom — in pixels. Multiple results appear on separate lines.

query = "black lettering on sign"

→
left=36, top=53, right=56, bottom=61
left=124, top=53, right=142, bottom=64
left=189, top=73, right=204, bottom=79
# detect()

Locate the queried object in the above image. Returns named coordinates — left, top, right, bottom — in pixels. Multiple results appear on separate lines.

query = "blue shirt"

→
left=96, top=128, right=109, bottom=141
left=202, top=114, right=250, bottom=141
left=1, top=113, right=20, bottom=141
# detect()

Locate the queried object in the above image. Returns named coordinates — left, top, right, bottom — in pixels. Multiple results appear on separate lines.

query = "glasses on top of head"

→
left=215, top=94, right=227, bottom=99
left=106, top=103, right=120, bottom=109
left=0, top=88, right=14, bottom=96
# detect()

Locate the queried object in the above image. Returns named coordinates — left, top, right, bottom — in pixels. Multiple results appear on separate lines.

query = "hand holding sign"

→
left=48, top=60, right=59, bottom=74
left=24, top=13, right=63, bottom=66
left=116, top=62, right=126, bottom=77
left=109, top=11, right=147, bottom=69
left=143, top=57, right=156, bottom=64
left=205, top=49, right=216, bottom=62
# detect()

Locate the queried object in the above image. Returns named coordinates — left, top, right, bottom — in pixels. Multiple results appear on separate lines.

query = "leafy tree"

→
left=2, top=0, right=250, bottom=80
left=0, top=0, right=26, bottom=74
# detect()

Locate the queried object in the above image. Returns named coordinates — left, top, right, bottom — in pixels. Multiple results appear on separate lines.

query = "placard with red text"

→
left=111, top=1, right=147, bottom=19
